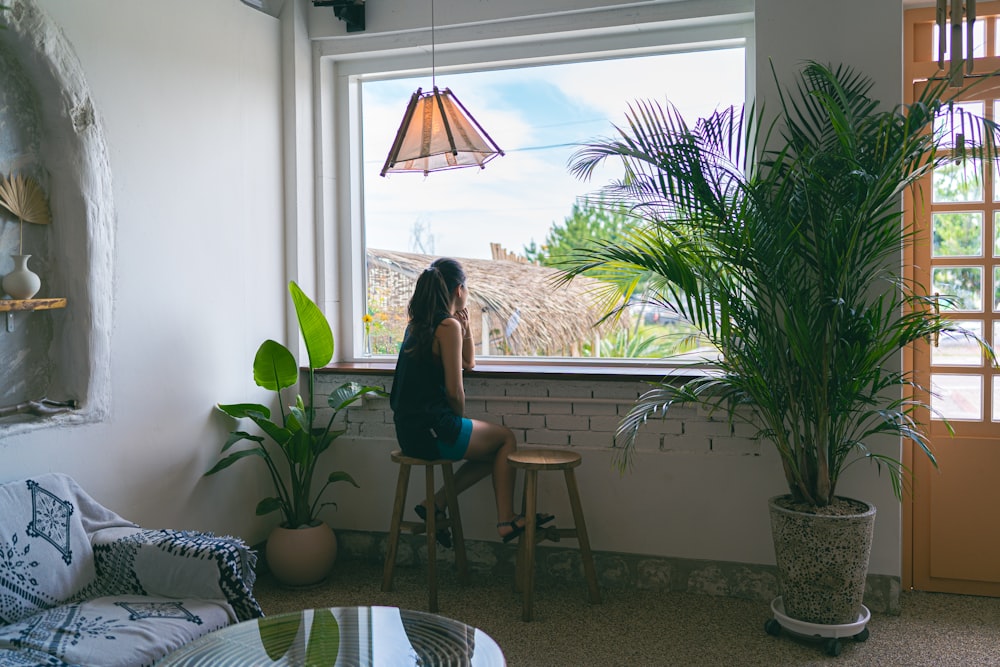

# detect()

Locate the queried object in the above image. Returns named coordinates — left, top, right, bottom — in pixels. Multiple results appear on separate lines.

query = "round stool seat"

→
left=390, top=450, right=454, bottom=467
left=508, top=448, right=581, bottom=470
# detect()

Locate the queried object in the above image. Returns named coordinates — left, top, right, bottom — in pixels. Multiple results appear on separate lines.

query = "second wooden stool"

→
left=381, top=450, right=469, bottom=613
left=508, top=448, right=601, bottom=621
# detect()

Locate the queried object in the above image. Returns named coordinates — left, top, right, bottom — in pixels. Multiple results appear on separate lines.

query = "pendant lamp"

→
left=380, top=0, right=503, bottom=176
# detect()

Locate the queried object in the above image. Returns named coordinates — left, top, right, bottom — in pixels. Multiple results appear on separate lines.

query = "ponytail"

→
left=406, top=267, right=451, bottom=357
left=405, top=258, right=467, bottom=358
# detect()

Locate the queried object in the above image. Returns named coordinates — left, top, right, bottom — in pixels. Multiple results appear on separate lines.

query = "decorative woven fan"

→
left=0, top=173, right=51, bottom=254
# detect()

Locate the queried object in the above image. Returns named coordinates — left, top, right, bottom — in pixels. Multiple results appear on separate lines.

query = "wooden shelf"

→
left=0, top=298, right=67, bottom=313
left=0, top=298, right=67, bottom=332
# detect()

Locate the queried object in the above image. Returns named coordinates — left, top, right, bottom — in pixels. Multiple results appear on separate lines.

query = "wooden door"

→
left=909, top=80, right=1000, bottom=597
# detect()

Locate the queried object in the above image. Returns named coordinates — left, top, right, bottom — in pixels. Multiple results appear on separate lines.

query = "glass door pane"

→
left=932, top=266, right=984, bottom=311
left=933, top=212, right=983, bottom=257
left=931, top=374, right=984, bottom=420
left=934, top=160, right=983, bottom=203
left=933, top=320, right=984, bottom=366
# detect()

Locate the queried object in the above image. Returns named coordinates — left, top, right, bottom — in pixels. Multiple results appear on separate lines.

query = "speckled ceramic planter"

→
left=769, top=495, right=876, bottom=625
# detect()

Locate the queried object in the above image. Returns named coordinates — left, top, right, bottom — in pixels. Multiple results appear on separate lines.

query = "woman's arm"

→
left=436, top=317, right=466, bottom=416
left=455, top=307, right=476, bottom=370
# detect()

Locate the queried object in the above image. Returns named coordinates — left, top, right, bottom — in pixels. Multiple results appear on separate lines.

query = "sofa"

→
left=0, top=473, right=261, bottom=666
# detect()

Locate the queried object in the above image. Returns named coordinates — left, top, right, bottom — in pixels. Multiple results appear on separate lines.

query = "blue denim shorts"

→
left=435, top=418, right=472, bottom=460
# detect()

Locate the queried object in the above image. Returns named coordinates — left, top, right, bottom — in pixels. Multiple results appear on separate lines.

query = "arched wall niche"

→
left=0, top=0, right=113, bottom=436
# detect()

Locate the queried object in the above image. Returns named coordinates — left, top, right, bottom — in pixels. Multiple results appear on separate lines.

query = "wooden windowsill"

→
left=318, top=359, right=712, bottom=382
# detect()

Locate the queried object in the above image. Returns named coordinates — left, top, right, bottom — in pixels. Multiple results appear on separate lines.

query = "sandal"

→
left=498, top=518, right=525, bottom=544
left=414, top=504, right=453, bottom=549
left=498, top=513, right=556, bottom=544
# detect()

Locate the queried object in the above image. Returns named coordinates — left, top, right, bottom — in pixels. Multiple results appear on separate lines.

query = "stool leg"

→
left=514, top=471, right=526, bottom=593
left=424, top=465, right=439, bottom=613
left=565, top=467, right=601, bottom=604
left=382, top=462, right=411, bottom=592
left=521, top=469, right=539, bottom=622
left=442, top=463, right=469, bottom=585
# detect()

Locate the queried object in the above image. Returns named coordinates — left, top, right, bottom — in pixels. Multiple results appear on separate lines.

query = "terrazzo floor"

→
left=252, top=560, right=1000, bottom=666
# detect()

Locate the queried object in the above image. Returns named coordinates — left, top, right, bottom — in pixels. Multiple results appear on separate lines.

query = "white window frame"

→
left=318, top=4, right=754, bottom=368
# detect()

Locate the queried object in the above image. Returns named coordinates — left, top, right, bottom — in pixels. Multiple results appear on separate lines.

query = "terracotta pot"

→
left=265, top=522, right=337, bottom=587
left=769, top=495, right=875, bottom=625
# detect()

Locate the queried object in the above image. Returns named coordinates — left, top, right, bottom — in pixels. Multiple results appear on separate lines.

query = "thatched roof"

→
left=367, top=248, right=626, bottom=356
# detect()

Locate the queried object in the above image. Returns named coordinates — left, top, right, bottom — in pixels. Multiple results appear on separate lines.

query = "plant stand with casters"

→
left=764, top=596, right=870, bottom=657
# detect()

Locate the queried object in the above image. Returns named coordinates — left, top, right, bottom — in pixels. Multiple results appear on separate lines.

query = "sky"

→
left=361, top=48, right=745, bottom=261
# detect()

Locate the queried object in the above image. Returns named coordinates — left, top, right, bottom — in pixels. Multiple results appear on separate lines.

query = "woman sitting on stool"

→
left=389, top=257, right=551, bottom=544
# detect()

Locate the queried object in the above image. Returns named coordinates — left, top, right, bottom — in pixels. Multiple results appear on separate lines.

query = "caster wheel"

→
left=764, top=618, right=781, bottom=637
left=824, top=638, right=842, bottom=657
left=853, top=627, right=870, bottom=642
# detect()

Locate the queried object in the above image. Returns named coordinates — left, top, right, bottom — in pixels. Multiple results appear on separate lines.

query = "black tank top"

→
left=389, top=311, right=463, bottom=459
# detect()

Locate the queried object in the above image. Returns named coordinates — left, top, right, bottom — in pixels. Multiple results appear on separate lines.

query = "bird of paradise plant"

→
left=207, top=281, right=387, bottom=528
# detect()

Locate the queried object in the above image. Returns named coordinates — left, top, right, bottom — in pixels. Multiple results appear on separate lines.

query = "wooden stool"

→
left=381, top=450, right=468, bottom=612
left=508, top=448, right=601, bottom=621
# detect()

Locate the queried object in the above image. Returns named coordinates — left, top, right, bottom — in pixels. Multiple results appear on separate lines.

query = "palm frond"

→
left=559, top=60, right=1000, bottom=506
left=0, top=173, right=51, bottom=225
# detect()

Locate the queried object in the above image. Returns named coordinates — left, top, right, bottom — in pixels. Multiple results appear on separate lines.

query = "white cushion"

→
left=0, top=595, right=235, bottom=667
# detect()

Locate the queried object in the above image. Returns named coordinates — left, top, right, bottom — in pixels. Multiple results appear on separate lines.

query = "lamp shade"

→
left=380, top=86, right=503, bottom=176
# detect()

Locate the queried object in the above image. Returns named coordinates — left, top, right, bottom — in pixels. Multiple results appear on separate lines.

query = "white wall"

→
left=0, top=0, right=286, bottom=544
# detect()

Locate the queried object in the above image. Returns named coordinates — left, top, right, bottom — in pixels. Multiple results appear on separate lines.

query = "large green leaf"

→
left=219, top=430, right=264, bottom=453
left=205, top=448, right=265, bottom=475
left=253, top=339, right=298, bottom=392
left=285, top=428, right=313, bottom=466
left=288, top=406, right=308, bottom=433
left=289, top=281, right=333, bottom=369
left=258, top=612, right=302, bottom=661
left=327, top=470, right=359, bottom=488
left=305, top=609, right=341, bottom=664
left=217, top=402, right=271, bottom=420
left=256, top=496, right=284, bottom=516
left=328, top=383, right=387, bottom=412
left=314, top=428, right=347, bottom=456
left=246, top=412, right=292, bottom=445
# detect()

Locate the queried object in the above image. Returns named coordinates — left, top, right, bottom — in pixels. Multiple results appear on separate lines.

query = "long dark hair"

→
left=406, top=258, right=466, bottom=358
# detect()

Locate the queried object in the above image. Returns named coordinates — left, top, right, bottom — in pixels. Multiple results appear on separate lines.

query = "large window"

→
left=337, top=22, right=748, bottom=363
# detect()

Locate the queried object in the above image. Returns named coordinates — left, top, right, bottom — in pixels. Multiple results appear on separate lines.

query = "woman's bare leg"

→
left=464, top=420, right=518, bottom=529
left=420, top=419, right=521, bottom=537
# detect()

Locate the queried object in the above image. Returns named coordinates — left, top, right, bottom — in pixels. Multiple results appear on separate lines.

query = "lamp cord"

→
left=430, top=0, right=436, bottom=89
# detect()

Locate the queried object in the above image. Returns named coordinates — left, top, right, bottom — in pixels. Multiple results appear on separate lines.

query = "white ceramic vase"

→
left=2, top=254, right=41, bottom=300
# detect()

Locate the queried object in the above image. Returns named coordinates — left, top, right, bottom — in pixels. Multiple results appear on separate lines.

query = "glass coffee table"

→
left=156, top=605, right=505, bottom=666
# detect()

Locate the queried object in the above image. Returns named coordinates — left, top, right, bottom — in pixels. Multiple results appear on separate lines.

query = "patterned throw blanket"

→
left=0, top=473, right=261, bottom=666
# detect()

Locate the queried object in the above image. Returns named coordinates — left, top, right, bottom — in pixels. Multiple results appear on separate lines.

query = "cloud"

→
left=552, top=49, right=746, bottom=122
left=363, top=48, right=745, bottom=259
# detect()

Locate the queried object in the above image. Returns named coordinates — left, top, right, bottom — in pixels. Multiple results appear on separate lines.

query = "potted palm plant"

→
left=558, top=61, right=997, bottom=638
left=206, top=281, right=387, bottom=586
